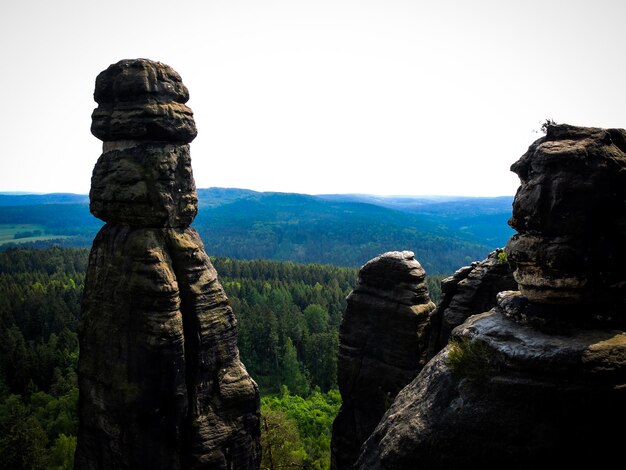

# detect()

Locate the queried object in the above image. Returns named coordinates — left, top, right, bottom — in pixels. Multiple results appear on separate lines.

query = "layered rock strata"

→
left=427, top=249, right=516, bottom=356
left=331, top=251, right=435, bottom=470
left=355, top=124, right=626, bottom=468
left=75, top=59, right=260, bottom=470
left=507, top=124, right=626, bottom=309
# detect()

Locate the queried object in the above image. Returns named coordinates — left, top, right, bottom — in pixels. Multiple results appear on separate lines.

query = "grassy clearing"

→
left=0, top=224, right=71, bottom=246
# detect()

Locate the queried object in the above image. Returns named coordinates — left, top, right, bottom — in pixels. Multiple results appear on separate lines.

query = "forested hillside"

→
left=0, top=188, right=513, bottom=273
left=317, top=193, right=514, bottom=246
left=194, top=192, right=487, bottom=273
left=0, top=247, right=445, bottom=469
left=0, top=248, right=85, bottom=469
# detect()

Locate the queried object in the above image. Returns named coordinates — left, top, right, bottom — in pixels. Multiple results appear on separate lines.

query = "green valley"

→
left=0, top=188, right=514, bottom=274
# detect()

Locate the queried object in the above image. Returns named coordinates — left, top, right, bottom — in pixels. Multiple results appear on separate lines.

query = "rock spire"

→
left=75, top=59, right=260, bottom=470
left=330, top=251, right=435, bottom=470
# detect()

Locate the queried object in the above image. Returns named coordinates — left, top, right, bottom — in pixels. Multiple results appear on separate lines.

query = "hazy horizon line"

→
left=0, top=186, right=515, bottom=199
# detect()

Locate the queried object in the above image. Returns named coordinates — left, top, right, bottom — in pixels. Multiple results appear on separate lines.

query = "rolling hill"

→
left=0, top=188, right=514, bottom=273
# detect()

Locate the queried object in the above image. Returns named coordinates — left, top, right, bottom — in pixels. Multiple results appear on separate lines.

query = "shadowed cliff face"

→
left=330, top=251, right=435, bottom=470
left=75, top=59, right=260, bottom=470
left=354, top=125, right=626, bottom=469
left=427, top=249, right=516, bottom=357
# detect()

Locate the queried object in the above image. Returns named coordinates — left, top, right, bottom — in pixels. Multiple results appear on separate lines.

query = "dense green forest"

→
left=213, top=257, right=355, bottom=394
left=260, top=388, right=341, bottom=470
left=0, top=248, right=85, bottom=469
left=0, top=188, right=513, bottom=273
left=0, top=247, right=444, bottom=469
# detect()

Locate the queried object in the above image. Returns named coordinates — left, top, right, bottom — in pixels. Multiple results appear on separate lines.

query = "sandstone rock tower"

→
left=356, top=124, right=626, bottom=468
left=75, top=59, right=260, bottom=470
left=331, top=251, right=435, bottom=470
left=507, top=124, right=626, bottom=312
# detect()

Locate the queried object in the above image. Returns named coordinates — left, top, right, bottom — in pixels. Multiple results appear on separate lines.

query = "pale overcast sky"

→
left=1, top=0, right=625, bottom=196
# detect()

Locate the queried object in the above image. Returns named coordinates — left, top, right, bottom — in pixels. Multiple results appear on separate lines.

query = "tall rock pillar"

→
left=330, top=251, right=435, bottom=470
left=75, top=59, right=260, bottom=470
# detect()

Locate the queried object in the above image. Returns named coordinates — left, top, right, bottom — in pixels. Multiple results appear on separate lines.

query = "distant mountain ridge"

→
left=0, top=188, right=514, bottom=273
left=317, top=193, right=512, bottom=210
left=0, top=193, right=89, bottom=206
left=315, top=193, right=514, bottom=246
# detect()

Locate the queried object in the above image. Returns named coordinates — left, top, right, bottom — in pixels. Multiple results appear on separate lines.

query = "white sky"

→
left=1, top=0, right=625, bottom=197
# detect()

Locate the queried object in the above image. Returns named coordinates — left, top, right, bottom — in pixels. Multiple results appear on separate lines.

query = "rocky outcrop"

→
left=75, top=59, right=260, bottom=470
left=427, top=249, right=516, bottom=356
left=507, top=124, right=626, bottom=309
left=355, top=124, right=626, bottom=468
left=357, top=302, right=626, bottom=468
left=331, top=251, right=435, bottom=470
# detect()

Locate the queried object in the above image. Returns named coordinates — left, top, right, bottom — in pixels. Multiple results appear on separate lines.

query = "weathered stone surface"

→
left=356, top=302, right=626, bottom=469
left=506, top=123, right=626, bottom=306
left=427, top=249, right=516, bottom=356
left=352, top=124, right=626, bottom=468
left=77, top=227, right=260, bottom=469
left=90, top=142, right=197, bottom=227
left=76, top=59, right=260, bottom=469
left=331, top=251, right=435, bottom=470
left=91, top=59, right=197, bottom=143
